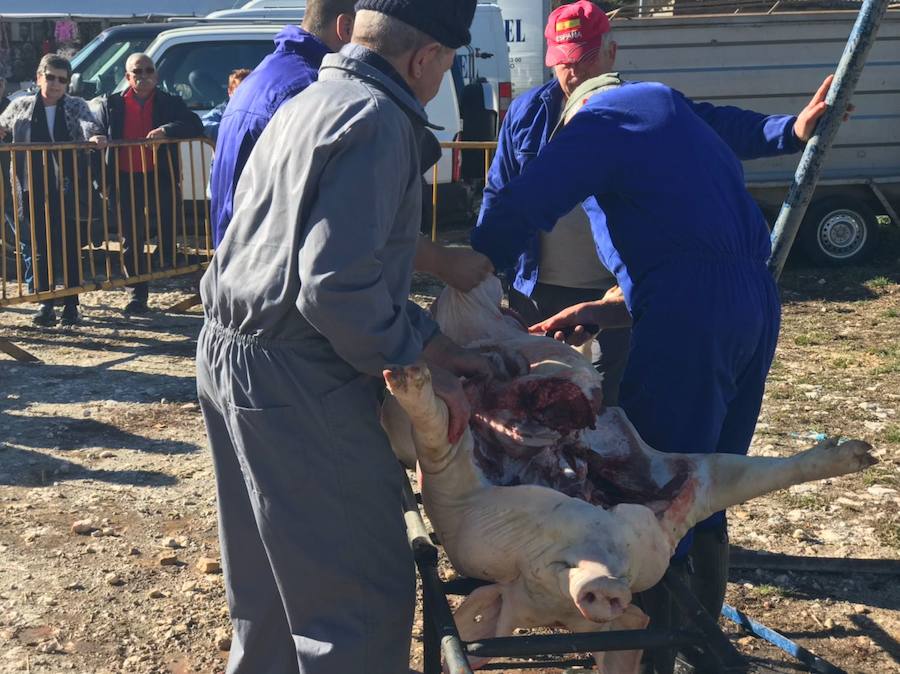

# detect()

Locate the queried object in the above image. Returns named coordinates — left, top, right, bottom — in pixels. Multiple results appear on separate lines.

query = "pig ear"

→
left=453, top=584, right=506, bottom=670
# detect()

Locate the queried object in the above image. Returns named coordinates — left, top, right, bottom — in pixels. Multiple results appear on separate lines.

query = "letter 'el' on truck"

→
left=498, top=3, right=900, bottom=266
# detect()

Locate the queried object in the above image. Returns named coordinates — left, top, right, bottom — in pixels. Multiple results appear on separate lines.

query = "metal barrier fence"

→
left=0, top=136, right=214, bottom=308
left=0, top=137, right=494, bottom=362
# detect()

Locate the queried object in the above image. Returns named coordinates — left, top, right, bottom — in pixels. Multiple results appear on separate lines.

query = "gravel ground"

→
left=0, top=228, right=898, bottom=674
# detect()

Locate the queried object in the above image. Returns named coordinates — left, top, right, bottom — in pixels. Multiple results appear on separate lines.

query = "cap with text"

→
left=544, top=0, right=611, bottom=67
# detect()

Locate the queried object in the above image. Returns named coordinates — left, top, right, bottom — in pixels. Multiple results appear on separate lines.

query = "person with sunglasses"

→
left=0, top=54, right=106, bottom=326
left=94, top=52, right=203, bottom=315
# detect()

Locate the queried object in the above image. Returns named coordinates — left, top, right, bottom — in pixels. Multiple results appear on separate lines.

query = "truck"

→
left=495, top=4, right=900, bottom=265
left=128, top=22, right=470, bottom=220
left=206, top=1, right=514, bottom=129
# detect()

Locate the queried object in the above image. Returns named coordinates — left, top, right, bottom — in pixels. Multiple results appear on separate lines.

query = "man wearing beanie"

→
left=196, top=2, right=499, bottom=673
left=475, top=2, right=844, bottom=672
left=209, top=0, right=494, bottom=293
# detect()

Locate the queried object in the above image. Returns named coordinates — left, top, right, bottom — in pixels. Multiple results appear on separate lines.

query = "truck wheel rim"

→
left=818, top=209, right=866, bottom=259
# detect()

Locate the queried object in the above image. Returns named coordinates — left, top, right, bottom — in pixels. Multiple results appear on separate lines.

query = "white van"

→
left=206, top=1, right=513, bottom=127
left=121, top=23, right=464, bottom=214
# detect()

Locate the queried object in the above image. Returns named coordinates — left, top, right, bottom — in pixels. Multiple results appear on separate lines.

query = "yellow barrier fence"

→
left=0, top=136, right=214, bottom=361
left=0, top=136, right=214, bottom=306
left=0, top=138, right=497, bottom=362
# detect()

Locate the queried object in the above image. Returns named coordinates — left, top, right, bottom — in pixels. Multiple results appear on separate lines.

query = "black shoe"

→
left=123, top=299, right=150, bottom=315
left=33, top=304, right=57, bottom=327
left=60, top=303, right=81, bottom=326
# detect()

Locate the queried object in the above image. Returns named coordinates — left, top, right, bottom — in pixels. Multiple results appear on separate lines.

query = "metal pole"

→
left=721, top=605, right=847, bottom=674
left=767, top=0, right=890, bottom=280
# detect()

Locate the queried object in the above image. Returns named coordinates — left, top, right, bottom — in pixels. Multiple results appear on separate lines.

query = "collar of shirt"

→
left=124, top=86, right=156, bottom=107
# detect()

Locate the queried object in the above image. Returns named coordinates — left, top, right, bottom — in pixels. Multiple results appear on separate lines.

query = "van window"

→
left=154, top=40, right=274, bottom=110
left=76, top=38, right=154, bottom=98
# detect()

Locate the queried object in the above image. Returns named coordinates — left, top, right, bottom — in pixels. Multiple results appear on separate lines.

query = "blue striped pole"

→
left=767, top=0, right=891, bottom=280
left=721, top=604, right=846, bottom=674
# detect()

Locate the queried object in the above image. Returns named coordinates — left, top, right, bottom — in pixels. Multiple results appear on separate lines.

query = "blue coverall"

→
left=209, top=26, right=330, bottom=247
left=472, top=81, right=792, bottom=553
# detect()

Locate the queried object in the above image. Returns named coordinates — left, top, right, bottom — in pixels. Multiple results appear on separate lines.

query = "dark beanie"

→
left=354, top=0, right=476, bottom=49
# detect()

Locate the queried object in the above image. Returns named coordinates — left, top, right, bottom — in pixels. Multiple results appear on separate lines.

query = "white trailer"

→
left=496, top=5, right=899, bottom=265
left=613, top=9, right=900, bottom=264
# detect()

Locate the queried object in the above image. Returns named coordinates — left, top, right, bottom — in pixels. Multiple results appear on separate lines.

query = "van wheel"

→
left=798, top=196, right=878, bottom=266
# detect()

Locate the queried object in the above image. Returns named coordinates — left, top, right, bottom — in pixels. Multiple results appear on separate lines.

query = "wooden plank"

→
left=0, top=337, right=40, bottom=363
left=165, top=294, right=203, bottom=314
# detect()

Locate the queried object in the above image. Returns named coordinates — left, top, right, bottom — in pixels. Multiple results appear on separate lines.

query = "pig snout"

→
left=572, top=576, right=632, bottom=623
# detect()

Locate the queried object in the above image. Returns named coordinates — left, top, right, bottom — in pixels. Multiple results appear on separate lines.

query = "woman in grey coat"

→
left=0, top=53, right=105, bottom=326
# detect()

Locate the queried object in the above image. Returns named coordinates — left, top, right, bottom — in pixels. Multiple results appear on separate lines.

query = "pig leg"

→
left=380, top=395, right=417, bottom=469
left=383, top=364, right=455, bottom=472
left=664, top=439, right=876, bottom=542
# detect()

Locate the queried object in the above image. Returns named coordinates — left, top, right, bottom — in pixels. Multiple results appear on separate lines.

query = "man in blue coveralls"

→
left=210, top=0, right=495, bottom=292
left=473, top=2, right=844, bottom=671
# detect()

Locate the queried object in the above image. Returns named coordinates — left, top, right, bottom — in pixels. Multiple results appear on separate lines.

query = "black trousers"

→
left=508, top=282, right=631, bottom=406
left=637, top=523, right=730, bottom=674
left=21, top=189, right=81, bottom=308
left=115, top=170, right=177, bottom=301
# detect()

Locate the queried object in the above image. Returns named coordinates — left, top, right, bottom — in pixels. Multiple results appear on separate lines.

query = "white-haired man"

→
left=196, top=2, right=498, bottom=672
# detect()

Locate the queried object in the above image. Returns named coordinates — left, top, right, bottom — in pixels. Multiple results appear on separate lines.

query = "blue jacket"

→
left=209, top=25, right=330, bottom=247
left=477, top=79, right=803, bottom=299
left=201, top=101, right=227, bottom=142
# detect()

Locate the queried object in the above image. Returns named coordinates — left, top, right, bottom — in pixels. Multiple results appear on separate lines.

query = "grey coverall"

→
left=196, top=46, right=442, bottom=674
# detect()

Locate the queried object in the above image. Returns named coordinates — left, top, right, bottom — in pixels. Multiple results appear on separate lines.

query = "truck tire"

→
left=798, top=196, right=878, bottom=266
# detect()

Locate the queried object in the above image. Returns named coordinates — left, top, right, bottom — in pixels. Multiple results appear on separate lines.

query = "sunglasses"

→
left=42, top=73, right=69, bottom=84
left=129, top=67, right=156, bottom=76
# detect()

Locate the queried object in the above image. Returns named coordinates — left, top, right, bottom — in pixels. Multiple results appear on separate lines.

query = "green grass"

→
left=794, top=334, right=825, bottom=347
left=862, top=469, right=899, bottom=488
left=867, top=276, right=892, bottom=289
left=884, top=425, right=900, bottom=445
left=831, top=357, right=851, bottom=369
left=874, top=515, right=900, bottom=550
left=754, top=584, right=789, bottom=598
left=884, top=308, right=899, bottom=319
left=782, top=492, right=829, bottom=510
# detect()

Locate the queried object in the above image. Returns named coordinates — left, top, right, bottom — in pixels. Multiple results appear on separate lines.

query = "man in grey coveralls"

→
left=196, top=1, right=492, bottom=672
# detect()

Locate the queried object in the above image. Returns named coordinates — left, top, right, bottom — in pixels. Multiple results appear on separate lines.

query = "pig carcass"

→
left=382, top=278, right=875, bottom=672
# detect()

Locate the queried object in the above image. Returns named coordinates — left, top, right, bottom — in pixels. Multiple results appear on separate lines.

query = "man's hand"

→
left=529, top=286, right=632, bottom=346
left=89, top=135, right=108, bottom=148
left=429, top=365, right=471, bottom=444
left=415, top=239, right=495, bottom=292
left=146, top=127, right=167, bottom=140
left=530, top=302, right=601, bottom=346
left=793, top=74, right=854, bottom=143
left=423, top=333, right=496, bottom=380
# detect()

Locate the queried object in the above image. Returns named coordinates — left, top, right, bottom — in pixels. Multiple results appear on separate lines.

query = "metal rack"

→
left=402, top=477, right=748, bottom=674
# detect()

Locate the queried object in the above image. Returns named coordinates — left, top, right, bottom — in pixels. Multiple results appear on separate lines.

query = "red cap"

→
left=544, top=1, right=611, bottom=67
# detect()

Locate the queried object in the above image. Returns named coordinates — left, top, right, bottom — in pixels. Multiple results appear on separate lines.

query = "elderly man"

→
left=197, top=2, right=494, bottom=672
left=482, top=0, right=833, bottom=410
left=210, top=0, right=493, bottom=290
left=474, top=2, right=841, bottom=671
left=95, top=53, right=203, bottom=315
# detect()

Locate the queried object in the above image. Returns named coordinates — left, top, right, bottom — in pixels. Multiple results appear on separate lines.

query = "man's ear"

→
left=337, top=13, right=354, bottom=43
left=409, top=42, right=443, bottom=80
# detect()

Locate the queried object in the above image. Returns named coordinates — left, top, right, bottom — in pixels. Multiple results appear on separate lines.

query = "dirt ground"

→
left=1, top=228, right=898, bottom=674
